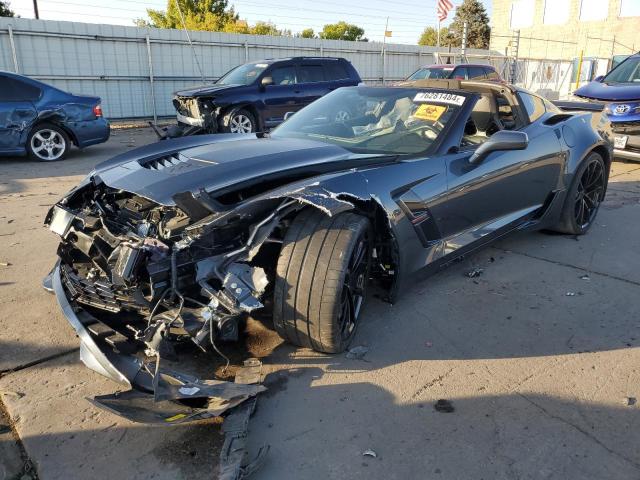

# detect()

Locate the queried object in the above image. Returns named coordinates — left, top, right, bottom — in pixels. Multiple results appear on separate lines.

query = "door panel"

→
left=296, top=64, right=332, bottom=108
left=0, top=103, right=37, bottom=152
left=261, top=65, right=301, bottom=126
left=441, top=126, right=564, bottom=253
left=0, top=76, right=38, bottom=154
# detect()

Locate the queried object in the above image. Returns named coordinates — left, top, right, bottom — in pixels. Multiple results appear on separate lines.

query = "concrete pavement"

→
left=1, top=132, right=639, bottom=479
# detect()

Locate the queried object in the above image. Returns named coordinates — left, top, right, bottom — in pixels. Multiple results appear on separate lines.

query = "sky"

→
left=7, top=0, right=493, bottom=44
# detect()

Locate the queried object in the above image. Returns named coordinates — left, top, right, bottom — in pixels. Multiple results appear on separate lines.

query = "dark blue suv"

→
left=0, top=72, right=110, bottom=161
left=573, top=53, right=640, bottom=161
left=169, top=57, right=362, bottom=136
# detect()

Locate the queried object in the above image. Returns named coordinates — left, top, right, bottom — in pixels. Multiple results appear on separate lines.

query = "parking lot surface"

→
left=1, top=130, right=639, bottom=479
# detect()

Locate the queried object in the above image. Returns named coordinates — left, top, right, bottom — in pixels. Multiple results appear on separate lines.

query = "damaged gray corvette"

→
left=44, top=80, right=612, bottom=395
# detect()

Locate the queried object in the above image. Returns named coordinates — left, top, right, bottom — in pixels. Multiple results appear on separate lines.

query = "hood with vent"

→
left=92, top=135, right=360, bottom=205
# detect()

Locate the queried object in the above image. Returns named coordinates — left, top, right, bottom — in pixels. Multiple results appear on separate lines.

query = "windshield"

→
left=408, top=67, right=453, bottom=81
left=217, top=62, right=269, bottom=85
left=603, top=56, right=640, bottom=84
left=271, top=87, right=467, bottom=155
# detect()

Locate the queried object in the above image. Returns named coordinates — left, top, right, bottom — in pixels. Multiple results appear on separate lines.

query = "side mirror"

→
left=469, top=130, right=529, bottom=165
left=260, top=76, right=273, bottom=90
left=593, top=75, right=604, bottom=82
left=283, top=111, right=295, bottom=121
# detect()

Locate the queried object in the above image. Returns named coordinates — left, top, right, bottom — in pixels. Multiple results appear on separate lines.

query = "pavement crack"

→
left=411, top=367, right=455, bottom=400
left=492, top=247, right=640, bottom=288
left=0, top=348, right=78, bottom=378
left=516, top=392, right=640, bottom=471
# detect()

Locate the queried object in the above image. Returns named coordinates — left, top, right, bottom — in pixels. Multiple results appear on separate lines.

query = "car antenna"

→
left=174, top=0, right=205, bottom=83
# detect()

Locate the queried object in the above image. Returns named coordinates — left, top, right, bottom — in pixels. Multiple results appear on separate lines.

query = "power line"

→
left=39, top=0, right=437, bottom=25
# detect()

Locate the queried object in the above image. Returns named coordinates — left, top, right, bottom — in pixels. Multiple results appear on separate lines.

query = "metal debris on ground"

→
left=218, top=358, right=270, bottom=480
left=580, top=275, right=591, bottom=281
left=346, top=345, right=369, bottom=360
left=425, top=341, right=433, bottom=348
left=434, top=399, right=455, bottom=413
left=565, top=292, right=576, bottom=296
left=362, top=449, right=378, bottom=458
left=466, top=268, right=483, bottom=278
left=0, top=261, right=11, bottom=267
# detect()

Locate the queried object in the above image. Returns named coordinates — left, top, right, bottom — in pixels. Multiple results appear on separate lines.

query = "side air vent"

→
left=139, top=153, right=189, bottom=170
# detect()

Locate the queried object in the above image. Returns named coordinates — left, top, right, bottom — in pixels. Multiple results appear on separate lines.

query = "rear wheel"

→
left=273, top=209, right=371, bottom=353
left=551, top=152, right=606, bottom=235
left=27, top=123, right=70, bottom=161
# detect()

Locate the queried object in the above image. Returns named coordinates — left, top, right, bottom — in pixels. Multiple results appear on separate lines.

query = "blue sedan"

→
left=0, top=71, right=110, bottom=161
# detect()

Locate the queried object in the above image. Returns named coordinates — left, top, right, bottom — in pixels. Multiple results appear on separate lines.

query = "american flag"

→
left=437, top=0, right=454, bottom=21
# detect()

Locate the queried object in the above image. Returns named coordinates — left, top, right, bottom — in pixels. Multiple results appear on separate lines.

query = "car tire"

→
left=27, top=123, right=70, bottom=162
left=551, top=152, right=607, bottom=235
left=273, top=209, right=371, bottom=353
left=221, top=108, right=256, bottom=134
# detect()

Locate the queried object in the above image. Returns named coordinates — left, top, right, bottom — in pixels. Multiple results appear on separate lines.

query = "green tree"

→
left=298, top=28, right=316, bottom=39
left=447, top=0, right=490, bottom=49
left=418, top=26, right=450, bottom=46
left=0, top=1, right=15, bottom=17
left=320, top=21, right=367, bottom=41
left=140, top=0, right=239, bottom=32
left=251, top=21, right=281, bottom=36
left=135, top=0, right=289, bottom=36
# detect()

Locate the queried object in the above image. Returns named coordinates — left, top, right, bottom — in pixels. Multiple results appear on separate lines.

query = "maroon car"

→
left=404, top=63, right=504, bottom=82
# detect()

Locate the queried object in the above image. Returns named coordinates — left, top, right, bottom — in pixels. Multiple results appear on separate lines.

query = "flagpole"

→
left=437, top=18, right=441, bottom=48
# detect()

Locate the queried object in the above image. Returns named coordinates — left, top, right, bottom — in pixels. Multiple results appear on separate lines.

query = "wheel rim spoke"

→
left=574, top=159, right=604, bottom=228
left=338, top=234, right=369, bottom=340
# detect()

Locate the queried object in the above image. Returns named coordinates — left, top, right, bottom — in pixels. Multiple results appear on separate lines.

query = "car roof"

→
left=252, top=57, right=347, bottom=64
left=418, top=64, right=497, bottom=69
left=396, top=78, right=516, bottom=95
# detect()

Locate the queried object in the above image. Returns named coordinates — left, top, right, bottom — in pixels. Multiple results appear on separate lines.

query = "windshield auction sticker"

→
left=414, top=104, right=447, bottom=122
left=414, top=92, right=466, bottom=106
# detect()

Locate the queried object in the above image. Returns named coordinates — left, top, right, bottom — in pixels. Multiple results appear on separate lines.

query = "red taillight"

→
left=93, top=104, right=103, bottom=117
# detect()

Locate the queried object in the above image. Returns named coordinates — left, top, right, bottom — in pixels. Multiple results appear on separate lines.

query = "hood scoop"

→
left=137, top=153, right=210, bottom=175
left=139, top=153, right=190, bottom=170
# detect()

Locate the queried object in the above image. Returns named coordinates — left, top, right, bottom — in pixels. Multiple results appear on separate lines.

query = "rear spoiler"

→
left=552, top=101, right=605, bottom=112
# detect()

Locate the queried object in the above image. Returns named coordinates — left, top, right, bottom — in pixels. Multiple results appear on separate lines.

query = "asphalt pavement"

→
left=1, top=129, right=639, bottom=479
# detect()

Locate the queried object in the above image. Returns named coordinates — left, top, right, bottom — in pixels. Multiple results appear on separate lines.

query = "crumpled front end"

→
left=44, top=177, right=300, bottom=386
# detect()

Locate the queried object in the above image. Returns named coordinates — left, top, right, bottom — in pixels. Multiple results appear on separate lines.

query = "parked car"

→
left=570, top=53, right=640, bottom=161
left=402, top=63, right=504, bottom=82
left=0, top=71, right=109, bottom=161
left=44, top=79, right=612, bottom=395
left=164, top=57, right=361, bottom=137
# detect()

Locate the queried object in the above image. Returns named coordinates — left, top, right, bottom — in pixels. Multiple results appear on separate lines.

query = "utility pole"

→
left=382, top=17, right=388, bottom=85
left=33, top=0, right=39, bottom=19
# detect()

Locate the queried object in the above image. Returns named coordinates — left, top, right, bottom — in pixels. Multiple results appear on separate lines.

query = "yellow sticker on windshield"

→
left=414, top=104, right=446, bottom=122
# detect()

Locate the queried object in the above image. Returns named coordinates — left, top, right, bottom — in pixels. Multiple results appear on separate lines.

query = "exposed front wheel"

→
left=222, top=108, right=256, bottom=134
left=27, top=123, right=70, bottom=161
left=273, top=209, right=371, bottom=353
left=551, top=152, right=606, bottom=235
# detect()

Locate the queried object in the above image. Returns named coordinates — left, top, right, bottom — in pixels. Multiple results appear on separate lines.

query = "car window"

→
left=451, top=67, right=468, bottom=80
left=298, top=65, right=325, bottom=83
left=519, top=91, right=546, bottom=122
left=272, top=87, right=469, bottom=155
left=468, top=67, right=486, bottom=79
left=485, top=68, right=500, bottom=80
left=461, top=94, right=502, bottom=147
left=324, top=62, right=350, bottom=81
left=217, top=62, right=269, bottom=85
left=407, top=67, right=452, bottom=80
left=270, top=66, right=297, bottom=85
left=0, top=76, right=41, bottom=102
left=497, top=94, right=517, bottom=129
